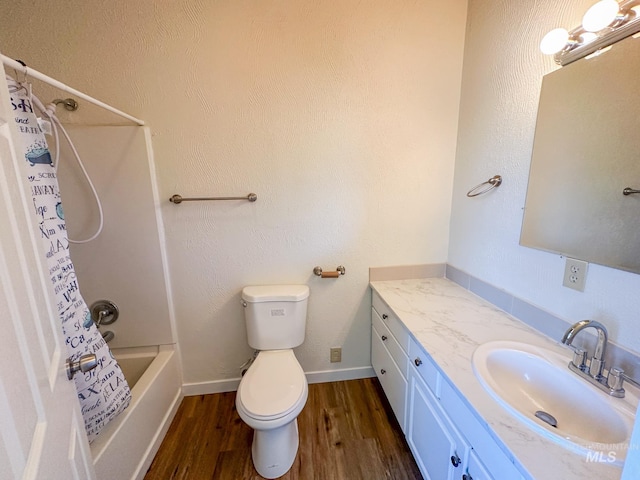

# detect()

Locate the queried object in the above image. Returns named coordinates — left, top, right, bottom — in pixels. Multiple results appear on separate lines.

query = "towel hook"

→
left=466, top=175, right=502, bottom=197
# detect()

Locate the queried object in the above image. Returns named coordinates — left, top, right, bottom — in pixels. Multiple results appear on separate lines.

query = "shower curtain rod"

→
left=1, top=54, right=145, bottom=126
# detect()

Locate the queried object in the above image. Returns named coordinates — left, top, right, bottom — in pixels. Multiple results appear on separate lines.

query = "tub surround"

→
left=370, top=277, right=638, bottom=479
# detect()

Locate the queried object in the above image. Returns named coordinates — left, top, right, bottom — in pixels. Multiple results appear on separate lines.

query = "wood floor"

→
left=144, top=378, right=422, bottom=480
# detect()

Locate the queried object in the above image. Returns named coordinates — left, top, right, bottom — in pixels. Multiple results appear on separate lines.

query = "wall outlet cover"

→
left=563, top=258, right=588, bottom=292
left=330, top=347, right=342, bottom=363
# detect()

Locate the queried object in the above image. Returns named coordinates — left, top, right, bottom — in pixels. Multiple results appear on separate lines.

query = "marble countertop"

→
left=370, top=277, right=637, bottom=480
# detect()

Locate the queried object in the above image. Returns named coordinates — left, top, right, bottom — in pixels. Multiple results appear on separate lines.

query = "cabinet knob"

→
left=382, top=314, right=389, bottom=320
left=450, top=454, right=461, bottom=467
left=380, top=369, right=386, bottom=375
left=414, top=357, right=423, bottom=367
left=381, top=335, right=388, bottom=341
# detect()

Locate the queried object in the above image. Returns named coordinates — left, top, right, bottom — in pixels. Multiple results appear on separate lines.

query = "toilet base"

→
left=251, top=418, right=299, bottom=479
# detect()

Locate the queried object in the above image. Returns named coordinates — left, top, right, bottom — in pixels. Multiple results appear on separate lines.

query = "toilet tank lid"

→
left=242, top=285, right=309, bottom=302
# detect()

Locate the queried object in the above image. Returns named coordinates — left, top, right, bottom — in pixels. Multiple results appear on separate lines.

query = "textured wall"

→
left=449, top=0, right=640, bottom=354
left=0, top=1, right=468, bottom=384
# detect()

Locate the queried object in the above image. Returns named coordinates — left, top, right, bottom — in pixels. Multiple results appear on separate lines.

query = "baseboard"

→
left=182, top=378, right=241, bottom=396
left=181, top=366, right=376, bottom=396
left=133, top=387, right=183, bottom=480
left=306, top=366, right=376, bottom=384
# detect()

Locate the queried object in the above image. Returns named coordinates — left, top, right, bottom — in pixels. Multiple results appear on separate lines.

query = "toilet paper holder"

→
left=313, top=266, right=346, bottom=278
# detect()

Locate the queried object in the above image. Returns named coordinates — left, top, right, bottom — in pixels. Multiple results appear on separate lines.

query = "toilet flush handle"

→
left=241, top=300, right=247, bottom=307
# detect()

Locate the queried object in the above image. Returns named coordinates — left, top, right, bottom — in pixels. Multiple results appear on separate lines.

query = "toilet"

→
left=236, top=284, right=310, bottom=479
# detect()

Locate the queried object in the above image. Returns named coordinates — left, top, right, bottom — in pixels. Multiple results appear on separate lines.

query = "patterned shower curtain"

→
left=7, top=76, right=131, bottom=442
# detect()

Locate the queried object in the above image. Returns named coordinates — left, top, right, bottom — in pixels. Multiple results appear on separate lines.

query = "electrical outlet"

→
left=563, top=258, right=588, bottom=292
left=330, top=347, right=342, bottom=363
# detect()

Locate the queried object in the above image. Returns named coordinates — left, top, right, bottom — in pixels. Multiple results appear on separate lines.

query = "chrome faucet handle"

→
left=608, top=367, right=640, bottom=394
left=571, top=348, right=587, bottom=371
left=95, top=309, right=110, bottom=326
left=608, top=367, right=626, bottom=393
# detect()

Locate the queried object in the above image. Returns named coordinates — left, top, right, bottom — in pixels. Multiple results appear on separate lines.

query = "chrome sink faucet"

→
left=561, top=319, right=639, bottom=398
left=562, top=319, right=608, bottom=378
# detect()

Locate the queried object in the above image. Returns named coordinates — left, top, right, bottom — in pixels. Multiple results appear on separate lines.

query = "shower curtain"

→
left=7, top=76, right=131, bottom=443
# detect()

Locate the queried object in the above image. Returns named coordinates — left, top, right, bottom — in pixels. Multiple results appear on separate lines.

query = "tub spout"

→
left=102, top=330, right=115, bottom=343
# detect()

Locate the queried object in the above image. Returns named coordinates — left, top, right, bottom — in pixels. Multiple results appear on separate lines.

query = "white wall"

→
left=449, top=0, right=640, bottom=353
left=0, top=1, right=468, bottom=385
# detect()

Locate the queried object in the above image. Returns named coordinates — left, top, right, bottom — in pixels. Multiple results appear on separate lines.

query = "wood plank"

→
left=144, top=378, right=422, bottom=480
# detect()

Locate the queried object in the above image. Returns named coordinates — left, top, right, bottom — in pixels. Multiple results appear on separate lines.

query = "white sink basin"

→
left=472, top=341, right=636, bottom=463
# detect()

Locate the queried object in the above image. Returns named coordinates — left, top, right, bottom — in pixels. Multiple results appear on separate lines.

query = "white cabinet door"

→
left=465, top=449, right=495, bottom=480
left=407, top=367, right=468, bottom=480
left=0, top=77, right=95, bottom=480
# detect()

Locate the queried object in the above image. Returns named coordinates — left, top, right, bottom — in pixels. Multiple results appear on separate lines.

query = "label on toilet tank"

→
left=271, top=309, right=285, bottom=316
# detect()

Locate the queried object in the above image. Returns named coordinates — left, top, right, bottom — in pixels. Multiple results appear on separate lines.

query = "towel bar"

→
left=170, top=193, right=257, bottom=204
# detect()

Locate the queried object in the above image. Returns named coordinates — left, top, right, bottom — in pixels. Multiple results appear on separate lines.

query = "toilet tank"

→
left=242, top=285, right=310, bottom=350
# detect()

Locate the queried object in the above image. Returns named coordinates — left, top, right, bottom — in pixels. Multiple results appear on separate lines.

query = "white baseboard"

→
left=306, top=366, right=375, bottom=384
left=182, top=366, right=376, bottom=397
left=182, top=378, right=241, bottom=396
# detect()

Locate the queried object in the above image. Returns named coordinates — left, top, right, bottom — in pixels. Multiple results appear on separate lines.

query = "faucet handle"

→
left=608, top=367, right=625, bottom=392
left=608, top=367, right=640, bottom=393
left=571, top=348, right=587, bottom=371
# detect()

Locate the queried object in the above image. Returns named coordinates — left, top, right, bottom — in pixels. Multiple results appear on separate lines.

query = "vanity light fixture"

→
left=540, top=0, right=640, bottom=65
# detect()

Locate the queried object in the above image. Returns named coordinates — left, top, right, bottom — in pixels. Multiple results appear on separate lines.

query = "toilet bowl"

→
left=236, top=350, right=308, bottom=478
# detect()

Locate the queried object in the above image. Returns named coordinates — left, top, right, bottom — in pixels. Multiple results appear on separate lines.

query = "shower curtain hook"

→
left=13, top=59, right=28, bottom=85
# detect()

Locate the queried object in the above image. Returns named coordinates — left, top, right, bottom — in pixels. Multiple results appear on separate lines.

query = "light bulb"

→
left=540, top=28, right=570, bottom=54
left=582, top=0, right=620, bottom=32
left=579, top=32, right=598, bottom=43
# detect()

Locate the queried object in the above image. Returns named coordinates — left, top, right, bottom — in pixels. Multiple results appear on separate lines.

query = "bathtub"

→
left=90, top=344, right=182, bottom=480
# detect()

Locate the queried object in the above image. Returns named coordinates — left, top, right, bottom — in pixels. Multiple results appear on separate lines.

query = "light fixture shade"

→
left=582, top=0, right=620, bottom=32
left=540, top=28, right=570, bottom=54
left=579, top=32, right=599, bottom=44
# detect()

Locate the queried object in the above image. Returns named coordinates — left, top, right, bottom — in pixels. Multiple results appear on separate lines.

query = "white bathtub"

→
left=90, top=344, right=182, bottom=480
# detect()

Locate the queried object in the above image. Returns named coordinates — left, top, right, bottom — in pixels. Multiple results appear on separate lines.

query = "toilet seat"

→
left=238, top=350, right=306, bottom=421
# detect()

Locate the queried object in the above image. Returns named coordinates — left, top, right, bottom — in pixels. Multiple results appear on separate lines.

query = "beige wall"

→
left=450, top=0, right=640, bottom=354
left=0, top=1, right=468, bottom=386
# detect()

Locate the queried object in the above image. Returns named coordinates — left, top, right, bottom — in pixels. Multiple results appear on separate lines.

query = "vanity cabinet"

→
left=371, top=291, right=525, bottom=480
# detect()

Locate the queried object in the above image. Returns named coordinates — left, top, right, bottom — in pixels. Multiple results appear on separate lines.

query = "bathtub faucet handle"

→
left=96, top=309, right=110, bottom=326
left=90, top=299, right=119, bottom=326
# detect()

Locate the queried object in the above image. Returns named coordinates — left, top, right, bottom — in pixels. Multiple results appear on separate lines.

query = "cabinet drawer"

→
left=372, top=292, right=410, bottom=352
left=372, top=324, right=407, bottom=431
left=409, top=336, right=440, bottom=397
left=372, top=308, right=408, bottom=379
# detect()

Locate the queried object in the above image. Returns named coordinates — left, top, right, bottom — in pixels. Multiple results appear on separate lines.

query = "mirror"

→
left=521, top=35, right=640, bottom=274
